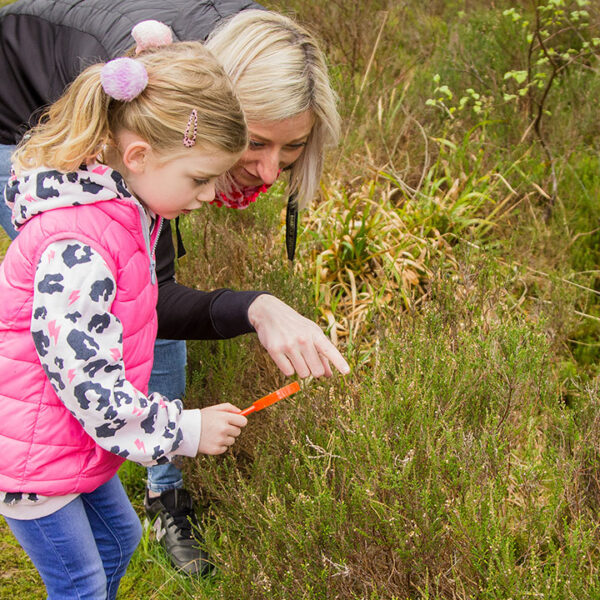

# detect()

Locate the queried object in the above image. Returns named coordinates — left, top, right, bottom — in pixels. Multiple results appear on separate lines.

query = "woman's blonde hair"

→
left=12, top=42, right=247, bottom=173
left=205, top=10, right=340, bottom=209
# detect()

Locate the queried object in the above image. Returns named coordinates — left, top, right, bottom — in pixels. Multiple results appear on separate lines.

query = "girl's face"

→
left=126, top=144, right=241, bottom=220
left=228, top=110, right=315, bottom=189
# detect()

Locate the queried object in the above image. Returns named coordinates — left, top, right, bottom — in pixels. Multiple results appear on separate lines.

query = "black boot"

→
left=144, top=488, right=214, bottom=576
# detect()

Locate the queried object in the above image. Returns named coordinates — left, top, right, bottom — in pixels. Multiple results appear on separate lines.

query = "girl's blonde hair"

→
left=205, top=10, right=340, bottom=209
left=12, top=42, right=247, bottom=173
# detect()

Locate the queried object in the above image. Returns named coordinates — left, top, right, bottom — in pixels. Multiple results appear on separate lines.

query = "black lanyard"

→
left=285, top=192, right=298, bottom=263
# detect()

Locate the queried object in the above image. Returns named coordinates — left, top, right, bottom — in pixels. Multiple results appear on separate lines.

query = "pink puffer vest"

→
left=0, top=198, right=159, bottom=495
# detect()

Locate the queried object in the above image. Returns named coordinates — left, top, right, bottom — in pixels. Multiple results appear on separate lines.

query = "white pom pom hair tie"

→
left=101, top=58, right=148, bottom=102
left=132, top=20, right=173, bottom=54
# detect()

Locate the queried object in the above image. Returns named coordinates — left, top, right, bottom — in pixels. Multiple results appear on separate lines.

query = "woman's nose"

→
left=255, top=152, right=281, bottom=185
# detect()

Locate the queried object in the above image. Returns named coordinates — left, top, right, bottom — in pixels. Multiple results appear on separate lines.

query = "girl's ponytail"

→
left=12, top=65, right=112, bottom=173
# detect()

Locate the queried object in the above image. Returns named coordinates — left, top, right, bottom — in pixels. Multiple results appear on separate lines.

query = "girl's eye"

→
left=249, top=140, right=264, bottom=149
left=194, top=178, right=209, bottom=186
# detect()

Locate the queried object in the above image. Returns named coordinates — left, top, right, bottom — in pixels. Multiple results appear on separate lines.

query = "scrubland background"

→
left=2, top=1, right=600, bottom=598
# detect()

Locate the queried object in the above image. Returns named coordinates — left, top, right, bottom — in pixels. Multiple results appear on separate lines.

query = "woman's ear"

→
left=121, top=139, right=152, bottom=174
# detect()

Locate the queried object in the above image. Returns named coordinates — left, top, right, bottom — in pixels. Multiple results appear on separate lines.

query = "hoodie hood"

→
left=4, top=163, right=135, bottom=231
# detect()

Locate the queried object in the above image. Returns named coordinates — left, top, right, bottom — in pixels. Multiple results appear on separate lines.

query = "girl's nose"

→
left=198, top=180, right=216, bottom=203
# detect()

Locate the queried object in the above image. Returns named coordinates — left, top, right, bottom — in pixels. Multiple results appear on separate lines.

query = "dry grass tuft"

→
left=297, top=176, right=457, bottom=343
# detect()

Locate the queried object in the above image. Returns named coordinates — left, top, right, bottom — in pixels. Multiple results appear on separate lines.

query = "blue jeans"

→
left=4, top=475, right=142, bottom=600
left=0, top=144, right=17, bottom=239
left=147, top=338, right=188, bottom=493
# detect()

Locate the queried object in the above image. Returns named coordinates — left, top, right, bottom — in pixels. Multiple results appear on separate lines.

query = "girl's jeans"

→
left=4, top=475, right=142, bottom=600
left=0, top=147, right=188, bottom=496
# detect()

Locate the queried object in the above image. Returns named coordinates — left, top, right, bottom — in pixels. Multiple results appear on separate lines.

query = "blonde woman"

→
left=0, top=0, right=348, bottom=577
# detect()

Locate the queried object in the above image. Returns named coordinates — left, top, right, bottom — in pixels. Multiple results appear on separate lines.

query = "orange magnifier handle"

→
left=240, top=381, right=301, bottom=416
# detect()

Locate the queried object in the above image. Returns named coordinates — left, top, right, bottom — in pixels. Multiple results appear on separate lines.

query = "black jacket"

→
left=0, top=0, right=265, bottom=340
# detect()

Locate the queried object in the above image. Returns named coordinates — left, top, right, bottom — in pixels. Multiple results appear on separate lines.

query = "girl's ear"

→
left=121, top=140, right=152, bottom=174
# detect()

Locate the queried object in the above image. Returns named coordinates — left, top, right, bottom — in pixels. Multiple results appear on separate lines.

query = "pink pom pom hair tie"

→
left=99, top=20, right=173, bottom=102
left=132, top=20, right=173, bottom=54
left=101, top=58, right=148, bottom=101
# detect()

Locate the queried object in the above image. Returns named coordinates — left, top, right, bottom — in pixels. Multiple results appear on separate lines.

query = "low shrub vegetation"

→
left=1, top=0, right=600, bottom=598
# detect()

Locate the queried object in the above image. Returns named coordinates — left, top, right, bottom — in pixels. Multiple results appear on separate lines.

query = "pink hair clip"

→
left=101, top=58, right=148, bottom=101
left=132, top=20, right=173, bottom=54
left=183, top=109, right=198, bottom=148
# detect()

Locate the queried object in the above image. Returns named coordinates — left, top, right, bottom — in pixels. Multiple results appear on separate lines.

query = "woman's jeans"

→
left=147, top=338, right=187, bottom=493
left=0, top=147, right=188, bottom=495
left=4, top=475, right=142, bottom=600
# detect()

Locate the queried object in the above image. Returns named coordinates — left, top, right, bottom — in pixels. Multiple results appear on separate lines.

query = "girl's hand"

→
left=198, top=403, right=247, bottom=455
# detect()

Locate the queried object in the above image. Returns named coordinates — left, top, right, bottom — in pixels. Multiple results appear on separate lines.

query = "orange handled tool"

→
left=240, top=381, right=300, bottom=416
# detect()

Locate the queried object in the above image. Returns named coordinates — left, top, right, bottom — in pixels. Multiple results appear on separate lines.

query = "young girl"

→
left=0, top=27, right=248, bottom=599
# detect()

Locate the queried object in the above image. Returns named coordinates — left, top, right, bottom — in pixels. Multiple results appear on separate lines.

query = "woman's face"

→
left=228, top=110, right=314, bottom=189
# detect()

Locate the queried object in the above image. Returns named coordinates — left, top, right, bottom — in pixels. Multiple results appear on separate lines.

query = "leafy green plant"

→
left=295, top=117, right=531, bottom=346
left=502, top=0, right=600, bottom=205
left=426, top=0, right=600, bottom=211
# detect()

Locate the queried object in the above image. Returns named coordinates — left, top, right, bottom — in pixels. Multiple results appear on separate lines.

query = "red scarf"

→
left=211, top=183, right=270, bottom=209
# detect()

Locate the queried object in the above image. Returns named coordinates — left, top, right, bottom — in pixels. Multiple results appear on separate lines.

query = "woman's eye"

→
left=249, top=140, right=264, bottom=149
left=285, top=142, right=307, bottom=151
left=194, top=178, right=209, bottom=186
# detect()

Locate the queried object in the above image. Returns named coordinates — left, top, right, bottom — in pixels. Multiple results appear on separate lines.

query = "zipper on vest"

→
left=151, top=217, right=163, bottom=284
left=137, top=206, right=162, bottom=285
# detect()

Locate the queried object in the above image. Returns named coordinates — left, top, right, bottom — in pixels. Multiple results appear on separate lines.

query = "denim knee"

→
left=126, top=513, right=143, bottom=556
